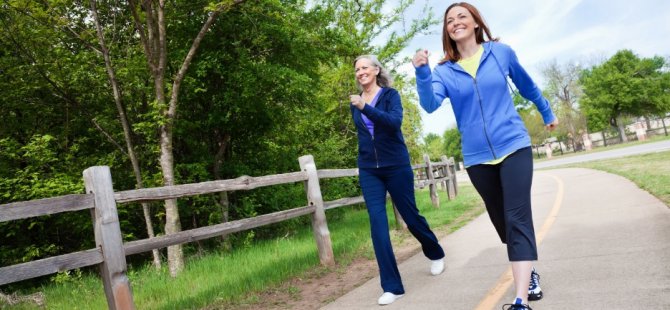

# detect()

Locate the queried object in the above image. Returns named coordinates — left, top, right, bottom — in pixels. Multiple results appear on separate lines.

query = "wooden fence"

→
left=0, top=154, right=457, bottom=309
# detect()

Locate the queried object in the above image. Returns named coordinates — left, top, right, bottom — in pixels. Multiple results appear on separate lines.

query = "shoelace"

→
left=529, top=270, right=540, bottom=288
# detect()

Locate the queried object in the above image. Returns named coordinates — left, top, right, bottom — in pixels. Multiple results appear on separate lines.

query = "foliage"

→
left=541, top=60, right=588, bottom=149
left=513, top=92, right=548, bottom=145
left=423, top=133, right=443, bottom=160
left=441, top=127, right=462, bottom=163
left=580, top=50, right=670, bottom=134
left=0, top=0, right=438, bottom=288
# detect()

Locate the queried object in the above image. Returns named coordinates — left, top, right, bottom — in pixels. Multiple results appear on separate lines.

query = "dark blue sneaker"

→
left=528, top=267, right=543, bottom=301
left=502, top=297, right=533, bottom=310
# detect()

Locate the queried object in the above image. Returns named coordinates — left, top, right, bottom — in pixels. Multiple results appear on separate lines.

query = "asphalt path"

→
left=322, top=141, right=670, bottom=310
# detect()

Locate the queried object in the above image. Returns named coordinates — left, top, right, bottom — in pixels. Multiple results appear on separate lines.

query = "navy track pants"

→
left=359, top=164, right=445, bottom=294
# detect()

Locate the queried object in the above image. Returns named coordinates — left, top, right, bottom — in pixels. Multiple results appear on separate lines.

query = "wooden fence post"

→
left=298, top=155, right=335, bottom=266
left=449, top=157, right=458, bottom=196
left=441, top=155, right=456, bottom=200
left=391, top=200, right=407, bottom=230
left=83, top=166, right=135, bottom=310
left=437, top=161, right=447, bottom=192
left=423, top=154, right=439, bottom=208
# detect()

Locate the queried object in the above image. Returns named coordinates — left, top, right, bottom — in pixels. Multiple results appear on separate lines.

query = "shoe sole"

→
left=528, top=291, right=543, bottom=301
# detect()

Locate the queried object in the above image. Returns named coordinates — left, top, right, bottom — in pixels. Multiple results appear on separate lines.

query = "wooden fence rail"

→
left=0, top=154, right=456, bottom=309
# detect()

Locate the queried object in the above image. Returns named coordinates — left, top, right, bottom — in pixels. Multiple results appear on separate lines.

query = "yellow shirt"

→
left=458, top=45, right=484, bottom=78
left=458, top=45, right=511, bottom=166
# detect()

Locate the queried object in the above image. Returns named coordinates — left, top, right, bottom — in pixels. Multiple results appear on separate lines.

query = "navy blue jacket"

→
left=351, top=87, right=411, bottom=169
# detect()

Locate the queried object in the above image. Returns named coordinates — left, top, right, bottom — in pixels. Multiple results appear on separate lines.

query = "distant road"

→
left=534, top=139, right=670, bottom=169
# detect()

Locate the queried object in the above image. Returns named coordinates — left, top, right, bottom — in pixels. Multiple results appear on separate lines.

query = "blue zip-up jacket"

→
left=415, top=42, right=555, bottom=167
left=351, top=87, right=411, bottom=169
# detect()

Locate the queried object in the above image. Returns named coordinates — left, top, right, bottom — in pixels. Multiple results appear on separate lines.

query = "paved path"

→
left=321, top=168, right=670, bottom=309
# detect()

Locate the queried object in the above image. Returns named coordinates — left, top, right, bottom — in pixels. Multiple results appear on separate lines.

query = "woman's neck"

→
left=457, top=40, right=480, bottom=59
left=362, top=84, right=380, bottom=96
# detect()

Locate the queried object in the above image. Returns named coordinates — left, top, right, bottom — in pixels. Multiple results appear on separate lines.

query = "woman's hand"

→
left=546, top=118, right=559, bottom=131
left=412, top=49, right=430, bottom=67
left=350, top=94, right=365, bottom=110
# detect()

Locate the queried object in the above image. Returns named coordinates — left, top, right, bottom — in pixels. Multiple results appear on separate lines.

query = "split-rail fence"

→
left=0, top=154, right=457, bottom=309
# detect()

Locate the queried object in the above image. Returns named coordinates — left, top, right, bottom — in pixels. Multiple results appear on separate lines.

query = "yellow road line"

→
left=473, top=173, right=564, bottom=310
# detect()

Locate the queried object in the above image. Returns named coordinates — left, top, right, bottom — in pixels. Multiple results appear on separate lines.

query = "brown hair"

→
left=440, top=2, right=498, bottom=64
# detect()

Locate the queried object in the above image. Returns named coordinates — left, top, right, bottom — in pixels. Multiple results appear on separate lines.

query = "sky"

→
left=390, top=0, right=670, bottom=137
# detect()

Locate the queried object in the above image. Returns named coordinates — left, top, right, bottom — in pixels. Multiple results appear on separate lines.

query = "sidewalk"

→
left=321, top=168, right=670, bottom=310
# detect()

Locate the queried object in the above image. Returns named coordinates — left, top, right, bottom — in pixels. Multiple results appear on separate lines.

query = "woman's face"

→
left=354, top=58, right=379, bottom=88
left=445, top=6, right=477, bottom=44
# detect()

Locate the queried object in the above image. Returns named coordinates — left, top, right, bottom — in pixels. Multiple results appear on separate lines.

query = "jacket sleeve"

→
left=507, top=47, right=556, bottom=125
left=360, top=89, right=403, bottom=130
left=415, top=64, right=449, bottom=113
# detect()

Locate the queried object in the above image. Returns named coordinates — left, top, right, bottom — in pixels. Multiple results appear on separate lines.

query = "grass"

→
left=5, top=146, right=666, bottom=309
left=2, top=185, right=483, bottom=310
left=8, top=146, right=666, bottom=309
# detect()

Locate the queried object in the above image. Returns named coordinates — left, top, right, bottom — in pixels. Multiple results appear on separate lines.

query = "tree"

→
left=0, top=1, right=128, bottom=268
left=88, top=0, right=162, bottom=268
left=423, top=133, right=442, bottom=160
left=580, top=50, right=669, bottom=142
left=441, top=127, right=462, bottom=164
left=542, top=60, right=587, bottom=150
left=0, top=0, right=439, bottom=282
left=122, top=0, right=253, bottom=276
left=397, top=77, right=424, bottom=162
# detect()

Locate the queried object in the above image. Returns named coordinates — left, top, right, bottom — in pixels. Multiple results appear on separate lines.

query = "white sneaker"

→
left=377, top=292, right=403, bottom=305
left=430, top=258, right=445, bottom=275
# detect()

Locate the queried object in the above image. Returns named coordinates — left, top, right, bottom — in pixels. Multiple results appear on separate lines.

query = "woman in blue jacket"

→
left=412, top=3, right=558, bottom=310
left=350, top=55, right=445, bottom=305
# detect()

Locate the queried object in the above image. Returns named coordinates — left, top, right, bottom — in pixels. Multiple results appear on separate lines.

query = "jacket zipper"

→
left=372, top=134, right=379, bottom=168
left=359, top=108, right=380, bottom=168
left=473, top=78, right=497, bottom=158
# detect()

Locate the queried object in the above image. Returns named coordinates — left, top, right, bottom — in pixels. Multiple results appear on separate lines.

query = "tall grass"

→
left=2, top=185, right=483, bottom=309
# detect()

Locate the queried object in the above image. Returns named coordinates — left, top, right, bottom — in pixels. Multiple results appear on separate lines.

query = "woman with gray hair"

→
left=350, top=55, right=445, bottom=305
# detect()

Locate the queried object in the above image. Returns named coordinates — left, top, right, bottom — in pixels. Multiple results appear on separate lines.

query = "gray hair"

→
left=353, top=55, right=394, bottom=90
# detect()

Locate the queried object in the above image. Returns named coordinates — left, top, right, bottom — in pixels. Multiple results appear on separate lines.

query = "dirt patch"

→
left=227, top=206, right=484, bottom=310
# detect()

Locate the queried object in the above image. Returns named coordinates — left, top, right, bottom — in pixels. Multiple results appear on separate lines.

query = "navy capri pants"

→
left=466, top=147, right=538, bottom=261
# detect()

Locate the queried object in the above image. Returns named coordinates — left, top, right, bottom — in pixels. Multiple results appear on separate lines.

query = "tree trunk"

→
left=160, top=125, right=184, bottom=276
left=90, top=0, right=161, bottom=268
left=616, top=118, right=628, bottom=143
left=213, top=134, right=231, bottom=247
left=128, top=0, right=248, bottom=277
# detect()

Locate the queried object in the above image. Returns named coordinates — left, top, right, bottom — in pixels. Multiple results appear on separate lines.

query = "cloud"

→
left=392, top=0, right=670, bottom=136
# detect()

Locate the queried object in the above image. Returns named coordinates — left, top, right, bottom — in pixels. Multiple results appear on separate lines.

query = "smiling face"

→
left=354, top=58, right=380, bottom=88
left=445, top=5, right=478, bottom=44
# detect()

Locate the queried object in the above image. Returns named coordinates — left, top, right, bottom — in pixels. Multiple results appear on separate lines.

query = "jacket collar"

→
left=360, top=86, right=387, bottom=97
left=444, top=41, right=493, bottom=70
